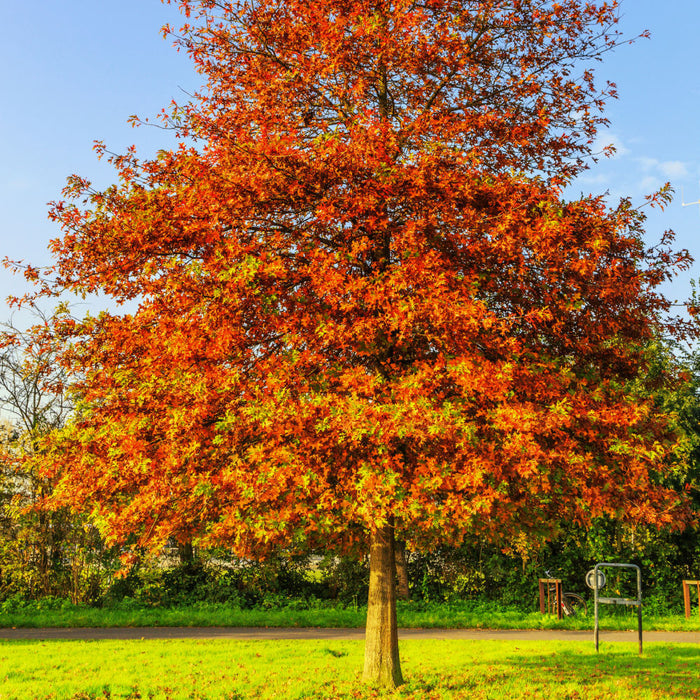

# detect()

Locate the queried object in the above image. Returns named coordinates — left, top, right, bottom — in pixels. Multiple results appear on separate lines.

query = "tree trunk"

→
left=395, top=539, right=410, bottom=601
left=363, top=522, right=404, bottom=688
left=177, top=541, right=195, bottom=565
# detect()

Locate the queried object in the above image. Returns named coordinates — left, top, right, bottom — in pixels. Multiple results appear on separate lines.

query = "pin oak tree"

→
left=29, top=0, right=692, bottom=687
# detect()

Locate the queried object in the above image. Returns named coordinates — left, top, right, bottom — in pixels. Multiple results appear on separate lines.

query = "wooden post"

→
left=683, top=580, right=700, bottom=619
left=538, top=578, right=562, bottom=619
left=539, top=579, right=546, bottom=614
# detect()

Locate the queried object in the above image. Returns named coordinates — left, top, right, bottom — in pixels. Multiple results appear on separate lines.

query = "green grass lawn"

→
left=1, top=599, right=698, bottom=632
left=1, top=638, right=698, bottom=699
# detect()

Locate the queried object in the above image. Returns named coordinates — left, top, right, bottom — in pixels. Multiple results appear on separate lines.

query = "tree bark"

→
left=395, top=539, right=411, bottom=601
left=177, top=541, right=195, bottom=565
left=363, top=522, right=404, bottom=688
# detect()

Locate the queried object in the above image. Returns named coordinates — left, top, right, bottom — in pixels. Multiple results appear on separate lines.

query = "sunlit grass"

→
left=1, top=638, right=698, bottom=699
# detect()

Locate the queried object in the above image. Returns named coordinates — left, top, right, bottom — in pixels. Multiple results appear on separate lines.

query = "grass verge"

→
left=1, top=638, right=698, bottom=699
left=0, top=599, right=698, bottom=632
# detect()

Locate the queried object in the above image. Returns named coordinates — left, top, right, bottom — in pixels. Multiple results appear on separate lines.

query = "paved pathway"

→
left=0, top=627, right=698, bottom=643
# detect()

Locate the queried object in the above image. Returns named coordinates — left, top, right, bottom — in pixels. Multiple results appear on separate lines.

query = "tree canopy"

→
left=22, top=0, right=693, bottom=687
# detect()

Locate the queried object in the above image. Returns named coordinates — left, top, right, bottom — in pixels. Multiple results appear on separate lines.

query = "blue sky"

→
left=1, top=1, right=699, bottom=324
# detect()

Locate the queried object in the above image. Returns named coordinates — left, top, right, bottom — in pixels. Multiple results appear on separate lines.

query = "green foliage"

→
left=102, top=552, right=345, bottom=608
left=0, top=526, right=698, bottom=615
left=0, top=424, right=119, bottom=604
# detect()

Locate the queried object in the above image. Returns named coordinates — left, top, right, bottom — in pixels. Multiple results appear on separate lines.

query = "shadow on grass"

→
left=486, top=645, right=700, bottom=699
left=391, top=642, right=700, bottom=700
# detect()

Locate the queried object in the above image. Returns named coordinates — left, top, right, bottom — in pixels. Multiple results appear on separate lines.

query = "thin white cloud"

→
left=632, top=158, right=692, bottom=196
left=592, top=131, right=628, bottom=159
left=638, top=157, right=659, bottom=172
left=659, top=161, right=689, bottom=179
left=576, top=172, right=611, bottom=186
left=639, top=175, right=663, bottom=193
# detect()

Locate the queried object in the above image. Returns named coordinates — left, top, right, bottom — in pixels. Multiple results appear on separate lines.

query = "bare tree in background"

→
left=0, top=305, right=72, bottom=437
left=0, top=306, right=105, bottom=602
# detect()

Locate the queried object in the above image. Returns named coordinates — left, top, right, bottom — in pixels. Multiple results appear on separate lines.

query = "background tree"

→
left=26, top=0, right=693, bottom=687
left=0, top=307, right=108, bottom=603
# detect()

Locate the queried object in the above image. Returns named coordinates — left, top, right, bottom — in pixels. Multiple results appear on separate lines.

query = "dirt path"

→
left=1, top=627, right=698, bottom=643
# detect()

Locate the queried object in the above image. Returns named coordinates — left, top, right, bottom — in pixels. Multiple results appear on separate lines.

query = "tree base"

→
left=362, top=521, right=404, bottom=688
